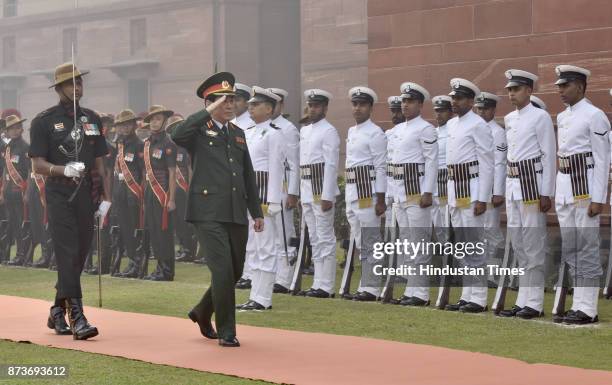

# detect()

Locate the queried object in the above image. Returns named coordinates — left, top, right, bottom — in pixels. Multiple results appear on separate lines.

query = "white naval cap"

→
left=504, top=69, right=538, bottom=89
left=348, top=86, right=378, bottom=104
left=400, top=82, right=430, bottom=102
left=530, top=95, right=547, bottom=110
left=268, top=87, right=289, bottom=100
left=448, top=78, right=480, bottom=99
left=304, top=88, right=333, bottom=103
left=555, top=65, right=591, bottom=85
left=387, top=95, right=402, bottom=108
left=248, top=86, right=281, bottom=104
left=474, top=91, right=500, bottom=108
left=432, top=95, right=452, bottom=110
left=234, top=83, right=252, bottom=99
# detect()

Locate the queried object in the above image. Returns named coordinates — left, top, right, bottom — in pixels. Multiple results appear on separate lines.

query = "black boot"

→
left=65, top=298, right=99, bottom=340
left=46, top=306, right=72, bottom=335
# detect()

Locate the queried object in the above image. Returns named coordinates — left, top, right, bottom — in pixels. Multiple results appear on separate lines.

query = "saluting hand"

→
left=253, top=217, right=264, bottom=232
left=205, top=95, right=227, bottom=114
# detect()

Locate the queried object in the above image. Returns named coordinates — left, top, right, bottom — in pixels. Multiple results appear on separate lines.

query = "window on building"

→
left=1, top=89, right=17, bottom=109
left=63, top=28, right=78, bottom=62
left=130, top=18, right=147, bottom=55
left=3, top=0, right=17, bottom=17
left=128, top=79, right=149, bottom=114
left=2, top=35, right=15, bottom=67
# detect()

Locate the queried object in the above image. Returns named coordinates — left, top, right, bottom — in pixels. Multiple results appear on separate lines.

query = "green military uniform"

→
left=171, top=72, right=262, bottom=342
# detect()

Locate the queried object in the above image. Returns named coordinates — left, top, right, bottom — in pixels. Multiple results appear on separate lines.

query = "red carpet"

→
left=0, top=295, right=610, bottom=385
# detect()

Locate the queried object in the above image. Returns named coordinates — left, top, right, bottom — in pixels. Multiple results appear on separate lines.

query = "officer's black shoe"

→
left=33, top=259, right=50, bottom=268
left=445, top=299, right=468, bottom=311
left=143, top=273, right=161, bottom=281
left=235, top=278, right=251, bottom=289
left=498, top=305, right=522, bottom=317
left=47, top=306, right=72, bottom=335
left=553, top=310, right=573, bottom=324
left=65, top=298, right=98, bottom=340
left=516, top=306, right=543, bottom=320
left=273, top=284, right=290, bottom=294
left=7, top=259, right=24, bottom=266
left=459, top=302, right=488, bottom=313
left=353, top=291, right=377, bottom=302
left=341, top=291, right=357, bottom=300
left=187, top=310, right=218, bottom=339
left=218, top=337, right=240, bottom=347
left=400, top=296, right=430, bottom=307
left=562, top=310, right=598, bottom=325
left=238, top=300, right=271, bottom=311
left=150, top=275, right=173, bottom=281
left=295, top=287, right=315, bottom=296
left=305, top=288, right=334, bottom=298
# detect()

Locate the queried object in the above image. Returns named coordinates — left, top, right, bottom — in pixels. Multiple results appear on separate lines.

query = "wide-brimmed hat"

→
left=114, top=109, right=139, bottom=125
left=143, top=105, right=174, bottom=123
left=4, top=114, right=27, bottom=129
left=49, top=62, right=89, bottom=88
left=165, top=114, right=185, bottom=133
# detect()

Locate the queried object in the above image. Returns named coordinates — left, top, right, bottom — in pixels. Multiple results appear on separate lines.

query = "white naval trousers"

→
left=302, top=202, right=337, bottom=293
left=396, top=202, right=433, bottom=301
left=556, top=199, right=601, bottom=318
left=346, top=199, right=382, bottom=297
left=506, top=199, right=547, bottom=312
left=247, top=213, right=281, bottom=308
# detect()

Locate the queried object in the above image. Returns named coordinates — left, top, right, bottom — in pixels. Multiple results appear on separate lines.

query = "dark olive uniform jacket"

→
left=170, top=109, right=263, bottom=224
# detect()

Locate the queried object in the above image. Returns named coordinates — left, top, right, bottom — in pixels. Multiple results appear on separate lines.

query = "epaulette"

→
left=245, top=125, right=255, bottom=130
left=270, top=123, right=280, bottom=130
left=34, top=106, right=57, bottom=120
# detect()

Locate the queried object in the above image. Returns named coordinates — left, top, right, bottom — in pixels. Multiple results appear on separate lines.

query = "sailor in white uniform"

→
left=498, top=69, right=556, bottom=319
left=391, top=82, right=438, bottom=306
left=474, top=92, right=507, bottom=285
left=443, top=78, right=494, bottom=313
left=431, top=96, right=453, bottom=245
left=231, top=83, right=256, bottom=131
left=236, top=87, right=284, bottom=311
left=554, top=65, right=610, bottom=325
left=344, top=86, right=387, bottom=302
left=298, top=89, right=340, bottom=298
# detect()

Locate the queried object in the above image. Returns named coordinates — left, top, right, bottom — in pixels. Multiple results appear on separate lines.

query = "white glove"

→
left=96, top=200, right=112, bottom=218
left=267, top=203, right=282, bottom=217
left=63, top=161, right=85, bottom=178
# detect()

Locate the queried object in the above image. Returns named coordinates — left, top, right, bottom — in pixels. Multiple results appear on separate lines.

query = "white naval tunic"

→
left=231, top=110, right=256, bottom=131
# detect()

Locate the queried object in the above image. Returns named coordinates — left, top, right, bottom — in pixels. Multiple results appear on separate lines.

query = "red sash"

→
left=117, top=143, right=144, bottom=229
left=5, top=147, right=28, bottom=219
left=144, top=140, right=168, bottom=230
left=176, top=166, right=189, bottom=192
left=32, top=173, right=47, bottom=225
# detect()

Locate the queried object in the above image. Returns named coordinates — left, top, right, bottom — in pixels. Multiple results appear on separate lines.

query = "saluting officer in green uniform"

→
left=171, top=72, right=263, bottom=347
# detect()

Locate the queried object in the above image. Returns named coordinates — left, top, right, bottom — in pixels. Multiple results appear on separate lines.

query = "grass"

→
left=0, top=339, right=269, bottom=385
left=0, top=258, right=611, bottom=374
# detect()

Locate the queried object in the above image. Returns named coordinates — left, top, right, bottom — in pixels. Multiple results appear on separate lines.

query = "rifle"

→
left=604, top=243, right=612, bottom=299
left=552, top=261, right=569, bottom=323
left=96, top=215, right=103, bottom=307
left=491, top=232, right=513, bottom=314
left=109, top=225, right=122, bottom=276
left=0, top=220, right=9, bottom=263
left=434, top=206, right=453, bottom=309
left=380, top=205, right=397, bottom=303
left=290, top=211, right=309, bottom=294
left=137, top=229, right=149, bottom=278
left=338, top=236, right=356, bottom=299
left=20, top=219, right=34, bottom=265
left=279, top=200, right=290, bottom=264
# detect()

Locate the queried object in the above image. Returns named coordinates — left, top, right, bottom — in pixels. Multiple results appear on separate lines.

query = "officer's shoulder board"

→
left=270, top=123, right=280, bottom=130
left=35, top=106, right=57, bottom=120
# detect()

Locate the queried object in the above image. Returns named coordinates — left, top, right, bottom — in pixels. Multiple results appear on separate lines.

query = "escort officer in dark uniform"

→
left=166, top=114, right=198, bottom=263
left=142, top=105, right=177, bottom=281
left=29, top=62, right=111, bottom=340
left=2, top=115, right=32, bottom=266
left=171, top=72, right=263, bottom=347
left=112, top=109, right=145, bottom=278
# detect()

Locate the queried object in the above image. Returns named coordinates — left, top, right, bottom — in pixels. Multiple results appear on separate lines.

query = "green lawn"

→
left=0, top=339, right=269, bottom=385
left=1, top=259, right=611, bottom=375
